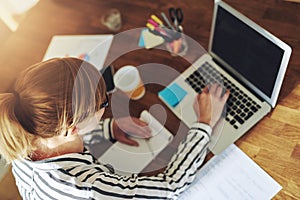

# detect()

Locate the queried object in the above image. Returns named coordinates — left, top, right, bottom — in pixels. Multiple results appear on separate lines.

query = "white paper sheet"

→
left=180, top=144, right=282, bottom=200
left=97, top=111, right=173, bottom=176
left=43, top=34, right=113, bottom=70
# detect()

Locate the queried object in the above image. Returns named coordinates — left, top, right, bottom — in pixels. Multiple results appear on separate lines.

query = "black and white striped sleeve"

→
left=90, top=122, right=212, bottom=199
left=83, top=118, right=116, bottom=143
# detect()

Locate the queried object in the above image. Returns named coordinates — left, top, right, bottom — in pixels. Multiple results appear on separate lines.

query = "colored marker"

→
left=151, top=14, right=163, bottom=26
left=146, top=23, right=155, bottom=31
left=146, top=23, right=173, bottom=42
left=147, top=19, right=159, bottom=27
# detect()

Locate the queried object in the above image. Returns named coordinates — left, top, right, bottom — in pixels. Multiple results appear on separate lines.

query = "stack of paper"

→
left=180, top=144, right=282, bottom=199
left=43, top=34, right=113, bottom=70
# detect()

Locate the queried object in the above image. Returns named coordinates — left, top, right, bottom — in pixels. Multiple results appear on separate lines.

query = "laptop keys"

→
left=250, top=105, right=258, bottom=112
left=235, top=115, right=244, bottom=124
left=185, top=62, right=261, bottom=130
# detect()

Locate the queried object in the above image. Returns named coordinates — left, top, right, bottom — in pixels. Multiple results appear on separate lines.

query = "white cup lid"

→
left=113, top=65, right=140, bottom=92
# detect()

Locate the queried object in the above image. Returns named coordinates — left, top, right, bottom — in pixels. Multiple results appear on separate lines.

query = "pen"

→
left=151, top=14, right=163, bottom=26
left=146, top=22, right=155, bottom=30
left=147, top=19, right=159, bottom=27
left=146, top=23, right=172, bottom=40
left=161, top=12, right=175, bottom=30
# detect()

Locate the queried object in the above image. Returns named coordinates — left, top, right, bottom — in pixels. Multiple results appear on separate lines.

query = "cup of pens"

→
left=146, top=8, right=188, bottom=57
left=165, top=32, right=188, bottom=57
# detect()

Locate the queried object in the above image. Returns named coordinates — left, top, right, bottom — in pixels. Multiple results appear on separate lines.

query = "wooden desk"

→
left=0, top=0, right=299, bottom=199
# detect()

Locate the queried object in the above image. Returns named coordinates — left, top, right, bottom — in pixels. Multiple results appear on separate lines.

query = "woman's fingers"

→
left=120, top=135, right=139, bottom=146
left=209, top=84, right=217, bottom=94
left=131, top=118, right=152, bottom=138
left=202, top=86, right=209, bottom=94
left=208, top=83, right=229, bottom=99
left=114, top=131, right=139, bottom=146
left=115, top=117, right=152, bottom=139
left=215, top=85, right=224, bottom=97
left=222, top=89, right=230, bottom=102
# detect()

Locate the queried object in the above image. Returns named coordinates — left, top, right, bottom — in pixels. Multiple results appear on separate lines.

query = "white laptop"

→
left=159, top=1, right=292, bottom=154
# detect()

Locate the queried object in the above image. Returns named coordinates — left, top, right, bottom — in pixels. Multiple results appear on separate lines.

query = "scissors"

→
left=168, top=8, right=184, bottom=31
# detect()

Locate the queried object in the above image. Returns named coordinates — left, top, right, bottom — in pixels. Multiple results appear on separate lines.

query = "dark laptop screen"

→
left=211, top=6, right=284, bottom=98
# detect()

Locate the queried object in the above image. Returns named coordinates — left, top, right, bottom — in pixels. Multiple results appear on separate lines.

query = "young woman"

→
left=0, top=57, right=229, bottom=199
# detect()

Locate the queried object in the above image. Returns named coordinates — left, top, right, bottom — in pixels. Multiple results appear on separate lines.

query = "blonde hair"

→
left=0, top=58, right=106, bottom=163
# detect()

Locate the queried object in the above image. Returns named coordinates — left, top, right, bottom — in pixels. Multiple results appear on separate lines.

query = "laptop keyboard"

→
left=185, top=62, right=261, bottom=129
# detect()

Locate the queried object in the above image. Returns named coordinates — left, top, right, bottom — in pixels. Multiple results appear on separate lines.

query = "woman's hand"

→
left=193, top=84, right=230, bottom=127
left=112, top=117, right=152, bottom=146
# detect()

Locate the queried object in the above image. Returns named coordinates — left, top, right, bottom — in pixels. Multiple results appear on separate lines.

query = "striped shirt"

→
left=12, top=118, right=212, bottom=200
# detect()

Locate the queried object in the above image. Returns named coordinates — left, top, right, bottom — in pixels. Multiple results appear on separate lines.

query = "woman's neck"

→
left=30, top=134, right=84, bottom=161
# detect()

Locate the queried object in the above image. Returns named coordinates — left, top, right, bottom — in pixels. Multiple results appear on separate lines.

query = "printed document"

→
left=180, top=144, right=282, bottom=200
left=43, top=34, right=113, bottom=70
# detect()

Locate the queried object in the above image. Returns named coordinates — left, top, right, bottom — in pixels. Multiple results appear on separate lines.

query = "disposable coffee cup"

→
left=113, top=66, right=145, bottom=100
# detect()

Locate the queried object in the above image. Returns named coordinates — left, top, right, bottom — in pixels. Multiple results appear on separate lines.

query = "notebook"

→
left=159, top=1, right=292, bottom=154
left=98, top=110, right=174, bottom=176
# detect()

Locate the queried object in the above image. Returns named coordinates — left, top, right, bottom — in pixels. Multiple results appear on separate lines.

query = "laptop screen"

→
left=209, top=2, right=291, bottom=107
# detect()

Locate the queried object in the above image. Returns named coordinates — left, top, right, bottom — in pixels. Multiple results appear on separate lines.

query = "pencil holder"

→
left=165, top=34, right=188, bottom=57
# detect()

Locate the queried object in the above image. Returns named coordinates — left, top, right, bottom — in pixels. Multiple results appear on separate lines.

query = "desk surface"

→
left=0, top=0, right=299, bottom=199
